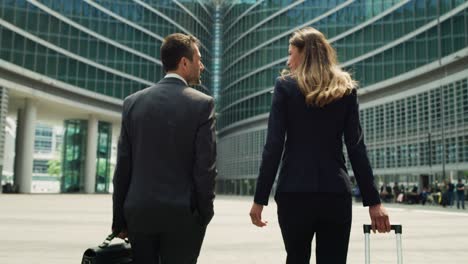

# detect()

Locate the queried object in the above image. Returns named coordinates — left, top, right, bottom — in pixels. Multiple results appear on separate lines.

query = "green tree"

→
left=47, top=159, right=61, bottom=179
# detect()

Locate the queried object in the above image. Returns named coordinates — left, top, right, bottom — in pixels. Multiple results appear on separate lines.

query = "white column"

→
left=84, top=115, right=98, bottom=193
left=17, top=99, right=37, bottom=193
left=0, top=86, right=8, bottom=193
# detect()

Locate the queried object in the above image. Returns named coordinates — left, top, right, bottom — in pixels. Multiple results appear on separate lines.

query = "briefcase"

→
left=363, top=224, right=403, bottom=264
left=81, top=232, right=133, bottom=264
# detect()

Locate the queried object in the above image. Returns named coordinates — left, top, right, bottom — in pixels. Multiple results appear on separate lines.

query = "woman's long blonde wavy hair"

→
left=282, top=27, right=357, bottom=107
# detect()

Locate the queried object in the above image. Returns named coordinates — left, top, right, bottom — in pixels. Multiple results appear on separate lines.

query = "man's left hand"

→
left=250, top=203, right=268, bottom=227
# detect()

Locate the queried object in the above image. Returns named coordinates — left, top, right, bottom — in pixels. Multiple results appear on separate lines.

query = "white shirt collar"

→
left=164, top=73, right=188, bottom=86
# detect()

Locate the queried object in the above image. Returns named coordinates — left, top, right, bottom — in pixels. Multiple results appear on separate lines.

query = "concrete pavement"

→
left=0, top=194, right=467, bottom=263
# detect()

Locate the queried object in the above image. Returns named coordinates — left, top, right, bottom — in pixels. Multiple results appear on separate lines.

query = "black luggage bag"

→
left=81, top=233, right=132, bottom=264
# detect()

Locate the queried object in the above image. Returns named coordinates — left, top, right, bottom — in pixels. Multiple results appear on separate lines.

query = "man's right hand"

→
left=112, top=228, right=128, bottom=239
left=198, top=208, right=214, bottom=226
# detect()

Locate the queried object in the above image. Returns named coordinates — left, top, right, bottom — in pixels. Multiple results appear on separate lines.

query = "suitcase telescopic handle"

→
left=363, top=224, right=402, bottom=234
left=363, top=224, right=403, bottom=264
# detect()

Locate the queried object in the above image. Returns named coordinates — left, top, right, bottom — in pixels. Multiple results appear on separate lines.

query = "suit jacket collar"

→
left=164, top=73, right=188, bottom=85
left=157, top=77, right=188, bottom=87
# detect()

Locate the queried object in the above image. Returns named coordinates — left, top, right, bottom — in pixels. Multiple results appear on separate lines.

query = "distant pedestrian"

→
left=447, top=180, right=455, bottom=207
left=420, top=188, right=429, bottom=205
left=456, top=179, right=465, bottom=210
left=393, top=182, right=401, bottom=203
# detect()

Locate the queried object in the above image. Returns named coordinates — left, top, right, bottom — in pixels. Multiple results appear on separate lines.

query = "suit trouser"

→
left=128, top=217, right=206, bottom=264
left=275, top=192, right=352, bottom=264
left=457, top=192, right=465, bottom=209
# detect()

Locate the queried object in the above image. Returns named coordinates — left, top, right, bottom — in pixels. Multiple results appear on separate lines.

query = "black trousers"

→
left=128, top=217, right=206, bottom=264
left=275, top=192, right=352, bottom=264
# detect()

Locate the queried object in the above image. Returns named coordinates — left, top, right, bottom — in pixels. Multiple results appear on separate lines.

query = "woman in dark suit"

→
left=249, top=27, right=391, bottom=264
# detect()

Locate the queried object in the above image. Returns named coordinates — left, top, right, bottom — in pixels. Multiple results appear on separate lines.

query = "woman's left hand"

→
left=249, top=203, right=268, bottom=227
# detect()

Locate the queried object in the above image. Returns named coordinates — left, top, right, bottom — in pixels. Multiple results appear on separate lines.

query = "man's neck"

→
left=165, top=71, right=188, bottom=85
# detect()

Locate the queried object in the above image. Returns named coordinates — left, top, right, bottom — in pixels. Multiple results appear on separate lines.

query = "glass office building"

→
left=1, top=0, right=467, bottom=194
left=0, top=0, right=214, bottom=192
left=217, top=0, right=468, bottom=195
left=0, top=0, right=213, bottom=98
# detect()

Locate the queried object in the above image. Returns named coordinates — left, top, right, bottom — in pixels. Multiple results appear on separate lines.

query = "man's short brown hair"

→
left=161, top=33, right=200, bottom=72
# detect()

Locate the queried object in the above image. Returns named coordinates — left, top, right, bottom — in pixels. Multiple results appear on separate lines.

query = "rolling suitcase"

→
left=363, top=224, right=403, bottom=264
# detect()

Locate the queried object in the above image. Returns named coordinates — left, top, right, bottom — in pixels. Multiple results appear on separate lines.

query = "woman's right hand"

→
left=249, top=203, right=268, bottom=227
left=369, top=203, right=391, bottom=233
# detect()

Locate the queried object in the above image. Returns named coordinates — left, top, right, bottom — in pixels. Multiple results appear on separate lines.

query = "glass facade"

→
left=0, top=0, right=214, bottom=193
left=61, top=119, right=112, bottom=193
left=1, top=0, right=467, bottom=195
left=61, top=120, right=87, bottom=193
left=33, top=159, right=49, bottom=174
left=359, top=78, right=468, bottom=169
left=217, top=0, right=468, bottom=195
left=219, top=0, right=467, bottom=129
left=96, top=121, right=112, bottom=193
left=34, top=124, right=53, bottom=154
left=0, top=0, right=214, bottom=98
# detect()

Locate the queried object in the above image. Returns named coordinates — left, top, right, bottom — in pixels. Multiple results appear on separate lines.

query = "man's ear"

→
left=181, top=57, right=188, bottom=68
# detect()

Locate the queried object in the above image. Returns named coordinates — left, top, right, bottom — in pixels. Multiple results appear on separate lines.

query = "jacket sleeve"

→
left=344, top=90, right=380, bottom=207
left=193, top=98, right=217, bottom=226
left=112, top=100, right=132, bottom=232
left=254, top=78, right=287, bottom=206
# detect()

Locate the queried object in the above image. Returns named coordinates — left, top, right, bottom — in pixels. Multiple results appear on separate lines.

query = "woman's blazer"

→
left=254, top=77, right=380, bottom=207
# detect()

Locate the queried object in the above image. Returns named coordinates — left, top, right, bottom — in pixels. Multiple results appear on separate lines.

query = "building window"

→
left=33, top=159, right=49, bottom=174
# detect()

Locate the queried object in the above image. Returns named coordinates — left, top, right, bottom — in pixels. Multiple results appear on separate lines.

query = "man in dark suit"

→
left=112, top=33, right=217, bottom=264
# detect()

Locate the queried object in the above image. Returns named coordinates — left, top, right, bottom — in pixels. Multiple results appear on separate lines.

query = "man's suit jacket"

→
left=254, top=77, right=380, bottom=207
left=112, top=77, right=217, bottom=233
